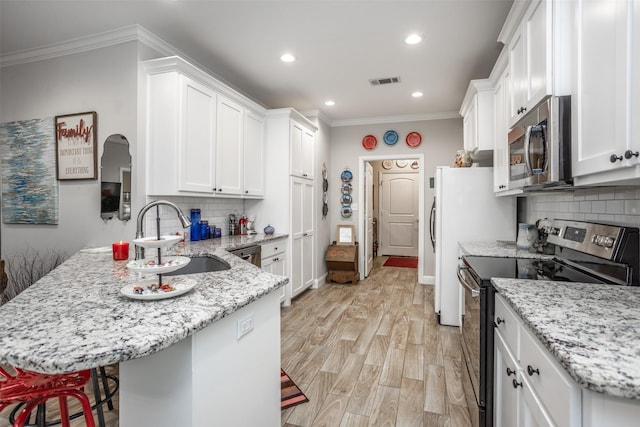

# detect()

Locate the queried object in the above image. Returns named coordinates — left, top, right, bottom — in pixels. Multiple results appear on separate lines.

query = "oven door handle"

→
left=457, top=266, right=480, bottom=298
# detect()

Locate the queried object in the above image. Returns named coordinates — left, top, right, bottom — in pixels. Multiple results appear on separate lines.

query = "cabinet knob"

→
left=512, top=379, right=523, bottom=389
left=624, top=150, right=639, bottom=159
left=506, top=367, right=516, bottom=377
left=213, top=188, right=217, bottom=191
left=245, top=190, right=249, bottom=194
left=527, top=365, right=540, bottom=376
left=495, top=317, right=505, bottom=326
left=610, top=154, right=623, bottom=163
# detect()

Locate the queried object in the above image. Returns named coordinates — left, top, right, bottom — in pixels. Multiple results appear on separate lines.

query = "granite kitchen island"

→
left=0, top=235, right=288, bottom=426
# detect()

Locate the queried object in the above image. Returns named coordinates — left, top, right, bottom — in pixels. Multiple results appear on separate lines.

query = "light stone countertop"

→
left=458, top=240, right=554, bottom=259
left=0, top=234, right=288, bottom=374
left=493, top=278, right=640, bottom=400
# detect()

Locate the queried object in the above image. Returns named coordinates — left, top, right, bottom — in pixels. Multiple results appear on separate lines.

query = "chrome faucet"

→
left=135, top=200, right=191, bottom=259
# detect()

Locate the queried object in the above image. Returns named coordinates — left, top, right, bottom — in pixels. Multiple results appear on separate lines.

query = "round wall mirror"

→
left=100, top=134, right=132, bottom=221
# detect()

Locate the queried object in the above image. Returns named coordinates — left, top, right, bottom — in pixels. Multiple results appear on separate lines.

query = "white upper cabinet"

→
left=216, top=96, right=243, bottom=196
left=290, top=122, right=315, bottom=179
left=243, top=110, right=265, bottom=197
left=460, top=79, right=494, bottom=152
left=493, top=67, right=511, bottom=193
left=572, top=0, right=640, bottom=185
left=143, top=56, right=266, bottom=198
left=147, top=71, right=217, bottom=196
left=508, top=0, right=553, bottom=125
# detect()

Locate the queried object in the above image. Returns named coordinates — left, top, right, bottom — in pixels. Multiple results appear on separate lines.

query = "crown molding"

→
left=330, top=111, right=460, bottom=127
left=0, top=26, right=148, bottom=67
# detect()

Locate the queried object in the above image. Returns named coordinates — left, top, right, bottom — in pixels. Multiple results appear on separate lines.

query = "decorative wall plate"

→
left=362, top=134, right=377, bottom=150
left=341, top=193, right=352, bottom=204
left=383, top=130, right=399, bottom=145
left=382, top=160, right=393, bottom=170
left=406, top=131, right=422, bottom=147
left=411, top=160, right=420, bottom=169
left=341, top=169, right=353, bottom=182
left=341, top=205, right=353, bottom=218
left=341, top=182, right=352, bottom=194
left=396, top=160, right=408, bottom=168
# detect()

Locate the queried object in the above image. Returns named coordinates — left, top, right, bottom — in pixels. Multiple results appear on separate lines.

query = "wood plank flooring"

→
left=281, top=256, right=472, bottom=427
left=1, top=256, right=471, bottom=427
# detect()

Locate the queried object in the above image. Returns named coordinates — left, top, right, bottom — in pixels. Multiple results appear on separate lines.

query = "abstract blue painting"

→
left=0, top=118, right=59, bottom=224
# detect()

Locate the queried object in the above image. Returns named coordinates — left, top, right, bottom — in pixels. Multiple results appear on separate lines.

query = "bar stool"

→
left=0, top=366, right=95, bottom=427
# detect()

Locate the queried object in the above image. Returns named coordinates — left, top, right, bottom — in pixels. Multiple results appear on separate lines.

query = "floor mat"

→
left=281, top=369, right=309, bottom=410
left=383, top=257, right=418, bottom=268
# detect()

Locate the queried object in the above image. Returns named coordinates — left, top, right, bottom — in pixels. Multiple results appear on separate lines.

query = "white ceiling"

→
left=0, top=0, right=513, bottom=125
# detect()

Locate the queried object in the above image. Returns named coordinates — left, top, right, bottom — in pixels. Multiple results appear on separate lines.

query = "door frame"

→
left=357, top=154, right=426, bottom=283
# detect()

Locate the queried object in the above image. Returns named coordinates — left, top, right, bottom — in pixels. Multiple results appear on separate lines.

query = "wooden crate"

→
left=325, top=242, right=358, bottom=285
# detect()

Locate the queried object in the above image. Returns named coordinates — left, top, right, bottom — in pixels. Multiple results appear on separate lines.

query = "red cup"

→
left=112, top=241, right=129, bottom=261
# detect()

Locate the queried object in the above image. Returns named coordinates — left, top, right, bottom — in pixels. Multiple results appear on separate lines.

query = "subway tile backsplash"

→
left=525, top=187, right=640, bottom=228
left=142, top=197, right=244, bottom=238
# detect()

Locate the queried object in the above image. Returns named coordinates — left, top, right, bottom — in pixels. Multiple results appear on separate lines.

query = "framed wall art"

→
left=55, top=111, right=98, bottom=180
left=336, top=224, right=355, bottom=245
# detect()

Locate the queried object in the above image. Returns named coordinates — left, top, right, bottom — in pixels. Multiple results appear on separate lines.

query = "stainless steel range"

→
left=458, top=219, right=639, bottom=427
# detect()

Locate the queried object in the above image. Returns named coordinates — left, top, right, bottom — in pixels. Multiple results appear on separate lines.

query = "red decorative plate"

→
left=406, top=131, right=422, bottom=148
left=362, top=134, right=377, bottom=150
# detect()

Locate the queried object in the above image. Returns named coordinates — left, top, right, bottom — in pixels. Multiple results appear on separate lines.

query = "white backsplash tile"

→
left=526, top=186, right=640, bottom=228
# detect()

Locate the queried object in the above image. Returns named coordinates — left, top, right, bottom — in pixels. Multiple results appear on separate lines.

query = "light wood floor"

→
left=281, top=256, right=471, bottom=427
left=1, top=256, right=470, bottom=427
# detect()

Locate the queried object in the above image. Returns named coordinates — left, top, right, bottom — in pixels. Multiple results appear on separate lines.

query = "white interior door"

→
left=380, top=171, right=419, bottom=257
left=364, top=162, right=374, bottom=276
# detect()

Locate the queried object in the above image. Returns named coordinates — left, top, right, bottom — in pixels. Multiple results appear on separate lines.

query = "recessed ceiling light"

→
left=325, top=100, right=335, bottom=106
left=280, top=53, right=296, bottom=63
left=412, top=91, right=424, bottom=98
left=405, top=34, right=423, bottom=45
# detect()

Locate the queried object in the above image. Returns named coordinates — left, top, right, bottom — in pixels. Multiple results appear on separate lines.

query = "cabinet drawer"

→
left=261, top=240, right=286, bottom=259
left=520, top=325, right=581, bottom=427
left=495, top=295, right=520, bottom=359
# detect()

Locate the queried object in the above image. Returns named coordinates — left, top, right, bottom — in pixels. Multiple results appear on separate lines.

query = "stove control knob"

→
left=592, top=234, right=615, bottom=248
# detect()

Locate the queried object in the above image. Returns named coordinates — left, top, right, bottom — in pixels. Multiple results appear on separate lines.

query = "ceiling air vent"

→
left=369, top=76, right=401, bottom=86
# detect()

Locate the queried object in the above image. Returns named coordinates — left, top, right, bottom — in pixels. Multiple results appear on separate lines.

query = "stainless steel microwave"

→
left=508, top=95, right=572, bottom=190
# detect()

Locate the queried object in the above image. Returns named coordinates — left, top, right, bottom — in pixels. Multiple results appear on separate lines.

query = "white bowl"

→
left=132, top=235, right=182, bottom=249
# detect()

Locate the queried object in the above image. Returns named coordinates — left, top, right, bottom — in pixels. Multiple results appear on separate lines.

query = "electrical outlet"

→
left=237, top=314, right=254, bottom=339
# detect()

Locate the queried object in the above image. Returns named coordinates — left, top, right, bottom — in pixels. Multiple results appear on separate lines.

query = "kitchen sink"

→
left=163, top=255, right=230, bottom=276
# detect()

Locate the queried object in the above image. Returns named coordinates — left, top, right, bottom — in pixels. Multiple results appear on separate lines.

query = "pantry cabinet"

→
left=290, top=176, right=314, bottom=298
left=261, top=109, right=317, bottom=305
left=143, top=56, right=266, bottom=198
left=572, top=0, right=640, bottom=185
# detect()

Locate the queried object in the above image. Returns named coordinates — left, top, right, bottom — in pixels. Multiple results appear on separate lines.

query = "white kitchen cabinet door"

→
left=290, top=177, right=314, bottom=297
left=463, top=101, right=477, bottom=153
left=572, top=0, right=633, bottom=181
left=494, top=333, right=520, bottom=427
left=147, top=73, right=217, bottom=196
left=460, top=80, right=494, bottom=153
left=508, top=0, right=552, bottom=125
left=494, top=68, right=511, bottom=193
left=290, top=122, right=314, bottom=179
left=262, top=254, right=287, bottom=304
left=243, top=110, right=264, bottom=197
left=216, top=96, right=243, bottom=196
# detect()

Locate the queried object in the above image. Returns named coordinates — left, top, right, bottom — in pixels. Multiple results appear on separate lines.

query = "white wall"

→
left=328, top=118, right=463, bottom=282
left=0, top=42, right=141, bottom=262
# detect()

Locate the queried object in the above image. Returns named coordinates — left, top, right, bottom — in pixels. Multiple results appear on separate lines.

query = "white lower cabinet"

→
left=260, top=239, right=288, bottom=305
left=290, top=177, right=314, bottom=298
left=494, top=295, right=581, bottom=427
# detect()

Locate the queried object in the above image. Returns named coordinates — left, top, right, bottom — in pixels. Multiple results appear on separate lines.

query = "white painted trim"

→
left=314, top=273, right=327, bottom=289
left=358, top=153, right=425, bottom=283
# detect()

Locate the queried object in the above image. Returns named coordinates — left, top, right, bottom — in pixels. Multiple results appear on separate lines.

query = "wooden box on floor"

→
left=325, top=242, right=359, bottom=285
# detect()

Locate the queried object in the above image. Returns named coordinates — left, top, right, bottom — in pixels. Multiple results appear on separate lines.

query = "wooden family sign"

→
left=55, top=111, right=97, bottom=180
